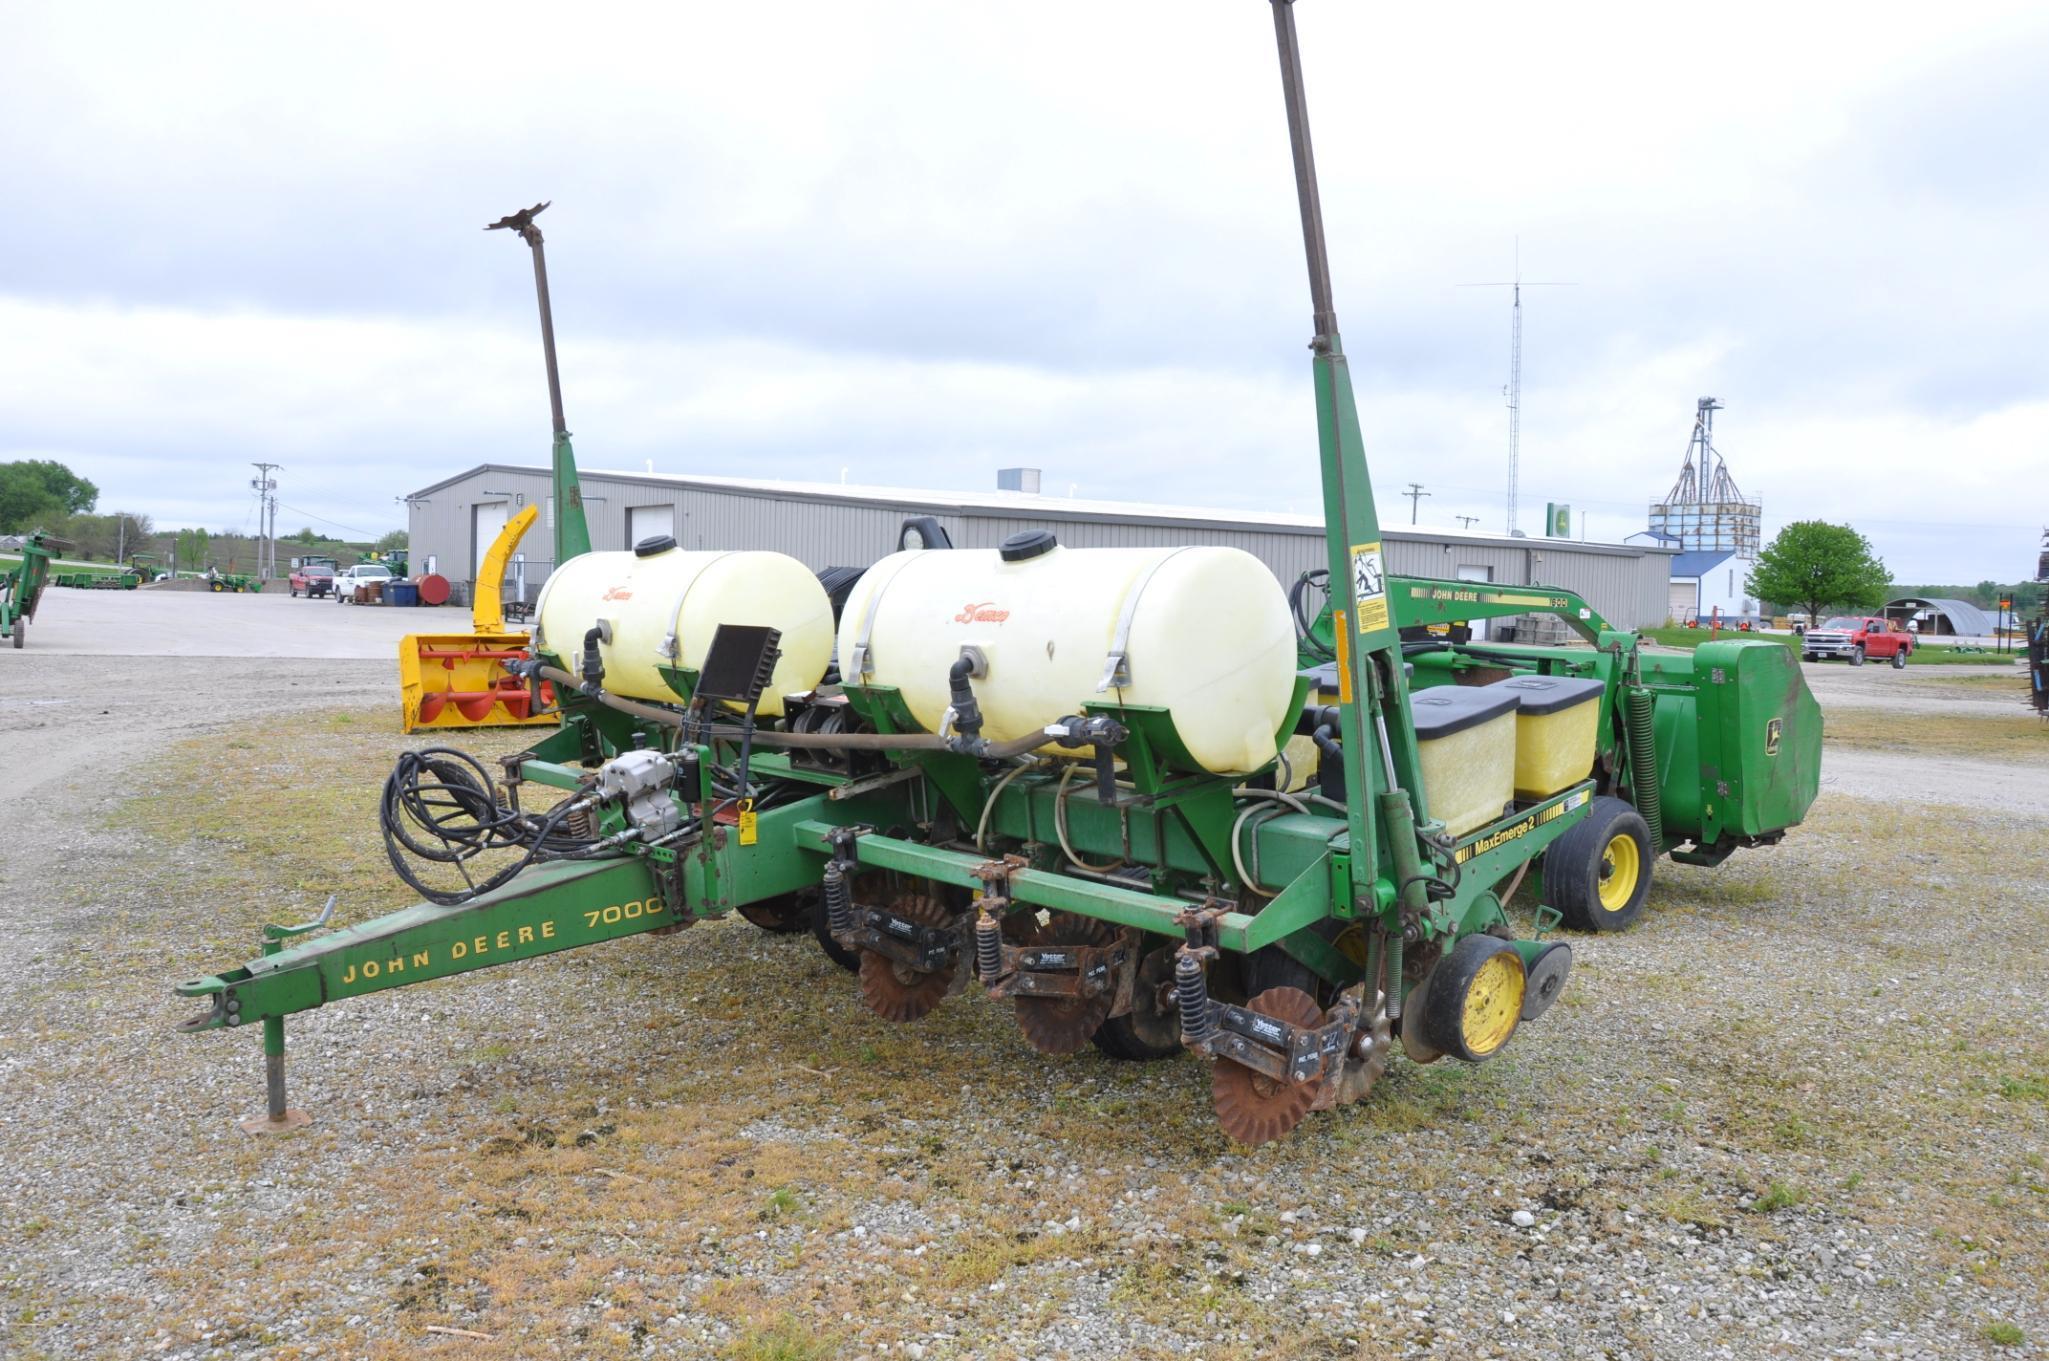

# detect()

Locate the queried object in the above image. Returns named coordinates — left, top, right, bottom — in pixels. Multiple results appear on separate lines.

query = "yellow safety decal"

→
left=737, top=799, right=758, bottom=847
left=1333, top=609, right=1353, bottom=704
left=1350, top=542, right=1389, bottom=633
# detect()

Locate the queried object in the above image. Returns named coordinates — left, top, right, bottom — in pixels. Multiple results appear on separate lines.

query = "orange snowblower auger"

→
left=398, top=503, right=558, bottom=732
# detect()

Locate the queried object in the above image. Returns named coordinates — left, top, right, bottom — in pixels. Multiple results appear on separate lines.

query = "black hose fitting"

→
left=1174, top=949, right=1214, bottom=1047
left=947, top=655, right=984, bottom=741
left=580, top=625, right=608, bottom=694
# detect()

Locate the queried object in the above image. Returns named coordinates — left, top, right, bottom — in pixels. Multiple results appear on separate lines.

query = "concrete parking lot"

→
left=10, top=582, right=458, bottom=659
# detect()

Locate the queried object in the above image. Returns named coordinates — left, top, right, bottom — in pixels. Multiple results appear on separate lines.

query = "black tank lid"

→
left=998, top=529, right=1057, bottom=563
left=633, top=534, right=677, bottom=557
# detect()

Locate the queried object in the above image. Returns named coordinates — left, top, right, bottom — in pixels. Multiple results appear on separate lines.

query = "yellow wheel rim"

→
left=1460, top=951, right=1524, bottom=1057
left=1598, top=832, right=1641, bottom=913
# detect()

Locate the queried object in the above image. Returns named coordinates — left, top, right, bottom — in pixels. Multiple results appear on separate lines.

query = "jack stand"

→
left=238, top=1015, right=308, bottom=1135
left=236, top=896, right=333, bottom=1134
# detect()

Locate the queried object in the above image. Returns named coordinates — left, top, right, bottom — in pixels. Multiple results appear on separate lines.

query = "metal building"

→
left=404, top=464, right=1677, bottom=629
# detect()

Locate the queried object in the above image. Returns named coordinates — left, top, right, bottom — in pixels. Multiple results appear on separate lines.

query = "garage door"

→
left=1455, top=565, right=1492, bottom=641
left=627, top=504, right=675, bottom=549
left=472, top=501, right=509, bottom=574
left=1668, top=581, right=1696, bottom=624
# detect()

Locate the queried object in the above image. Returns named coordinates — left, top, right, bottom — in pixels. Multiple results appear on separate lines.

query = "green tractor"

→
left=177, top=4, right=1822, bottom=1145
left=0, top=530, right=57, bottom=648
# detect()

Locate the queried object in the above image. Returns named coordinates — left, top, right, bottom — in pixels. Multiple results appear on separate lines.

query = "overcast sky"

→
left=4, top=0, right=2043, bottom=582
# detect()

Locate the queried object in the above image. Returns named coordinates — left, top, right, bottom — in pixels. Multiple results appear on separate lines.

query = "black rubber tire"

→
left=10, top=617, right=22, bottom=649
left=738, top=888, right=814, bottom=935
left=1416, top=933, right=1524, bottom=1062
left=209, top=580, right=224, bottom=593
left=1891, top=647, right=1908, bottom=670
left=289, top=586, right=298, bottom=598
left=1850, top=645, right=1865, bottom=667
left=1542, top=795, right=1654, bottom=933
left=1801, top=652, right=1817, bottom=663
left=1091, top=941, right=1185, bottom=1063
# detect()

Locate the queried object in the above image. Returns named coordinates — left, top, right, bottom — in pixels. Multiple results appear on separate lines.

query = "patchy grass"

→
left=5, top=703, right=2049, bottom=1358
left=1981, top=1320, right=2026, bottom=1347
left=1821, top=706, right=2049, bottom=761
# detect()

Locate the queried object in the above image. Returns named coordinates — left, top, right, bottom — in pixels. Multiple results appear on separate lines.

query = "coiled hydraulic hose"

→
left=1624, top=685, right=1664, bottom=851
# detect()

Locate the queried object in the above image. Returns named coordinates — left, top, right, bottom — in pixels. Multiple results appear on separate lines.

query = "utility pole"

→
left=1403, top=482, right=1431, bottom=524
left=250, top=463, right=281, bottom=579
left=1580, top=509, right=1588, bottom=541
left=1456, top=515, right=1480, bottom=530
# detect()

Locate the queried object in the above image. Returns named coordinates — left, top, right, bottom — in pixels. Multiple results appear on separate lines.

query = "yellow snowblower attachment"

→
left=398, top=504, right=559, bottom=732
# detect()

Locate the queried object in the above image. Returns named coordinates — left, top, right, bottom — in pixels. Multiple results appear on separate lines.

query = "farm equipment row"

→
left=176, top=2, right=1823, bottom=1145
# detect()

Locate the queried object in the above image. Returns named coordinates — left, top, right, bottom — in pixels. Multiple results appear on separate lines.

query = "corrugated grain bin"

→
left=1410, top=686, right=1518, bottom=837
left=1482, top=675, right=1606, bottom=799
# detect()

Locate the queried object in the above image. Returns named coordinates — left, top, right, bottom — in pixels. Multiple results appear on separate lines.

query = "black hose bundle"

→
left=380, top=747, right=599, bottom=905
left=1290, top=569, right=1336, bottom=662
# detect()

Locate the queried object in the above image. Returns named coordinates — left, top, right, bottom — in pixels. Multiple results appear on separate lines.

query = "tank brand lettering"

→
left=342, top=919, right=563, bottom=983
left=953, top=601, right=1010, bottom=624
left=601, top=586, right=634, bottom=601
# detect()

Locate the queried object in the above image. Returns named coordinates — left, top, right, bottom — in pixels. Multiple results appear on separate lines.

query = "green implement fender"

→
left=1641, top=640, right=1821, bottom=848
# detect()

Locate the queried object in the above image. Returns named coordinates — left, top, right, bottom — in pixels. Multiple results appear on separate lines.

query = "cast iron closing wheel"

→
left=1014, top=912, right=1121, bottom=1055
left=1091, top=941, right=1185, bottom=1062
left=1415, top=934, right=1527, bottom=1063
left=1212, top=986, right=1324, bottom=1146
left=1542, top=794, right=1654, bottom=932
left=856, top=891, right=957, bottom=1023
left=811, top=886, right=861, bottom=974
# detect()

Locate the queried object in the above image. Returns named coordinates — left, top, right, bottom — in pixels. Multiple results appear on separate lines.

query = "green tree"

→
left=174, top=527, right=212, bottom=573
left=0, top=459, right=98, bottom=531
left=375, top=529, right=409, bottom=552
left=1749, top=521, right=1890, bottom=623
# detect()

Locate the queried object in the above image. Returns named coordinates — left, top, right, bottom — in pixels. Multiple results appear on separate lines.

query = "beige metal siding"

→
left=408, top=466, right=1674, bottom=629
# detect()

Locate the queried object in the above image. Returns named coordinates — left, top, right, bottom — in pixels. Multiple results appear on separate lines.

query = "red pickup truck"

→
left=1801, top=615, right=1913, bottom=668
left=288, top=559, right=336, bottom=599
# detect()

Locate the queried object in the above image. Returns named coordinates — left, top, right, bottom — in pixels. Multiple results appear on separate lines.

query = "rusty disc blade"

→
left=857, top=891, right=956, bottom=1023
left=1212, top=986, right=1325, bottom=1147
left=1014, top=912, right=1119, bottom=1055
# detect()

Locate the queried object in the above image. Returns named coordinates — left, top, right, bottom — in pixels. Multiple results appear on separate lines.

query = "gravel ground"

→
left=1, top=654, right=2045, bottom=1359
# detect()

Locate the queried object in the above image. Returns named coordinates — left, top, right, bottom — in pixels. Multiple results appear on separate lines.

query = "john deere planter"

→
left=0, top=531, right=57, bottom=649
left=178, top=3, right=1822, bottom=1145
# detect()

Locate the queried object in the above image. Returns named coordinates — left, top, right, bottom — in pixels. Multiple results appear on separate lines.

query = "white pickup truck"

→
left=332, top=562, right=394, bottom=604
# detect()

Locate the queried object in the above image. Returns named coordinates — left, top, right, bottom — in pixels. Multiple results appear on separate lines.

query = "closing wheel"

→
left=811, top=886, right=861, bottom=974
left=1520, top=941, right=1572, bottom=1021
left=1542, top=795, right=1654, bottom=932
left=1416, top=934, right=1526, bottom=1063
left=856, top=891, right=957, bottom=1023
left=1212, top=986, right=1324, bottom=1146
left=1014, top=912, right=1120, bottom=1055
left=737, top=888, right=814, bottom=935
left=1091, top=942, right=1184, bottom=1062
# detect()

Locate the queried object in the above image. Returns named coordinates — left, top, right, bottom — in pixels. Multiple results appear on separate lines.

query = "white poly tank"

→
left=837, top=538, right=1297, bottom=775
left=536, top=547, right=833, bottom=715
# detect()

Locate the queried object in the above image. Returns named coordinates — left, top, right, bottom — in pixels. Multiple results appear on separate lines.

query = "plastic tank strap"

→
left=657, top=552, right=734, bottom=663
left=845, top=551, right=925, bottom=681
left=1097, top=548, right=1192, bottom=692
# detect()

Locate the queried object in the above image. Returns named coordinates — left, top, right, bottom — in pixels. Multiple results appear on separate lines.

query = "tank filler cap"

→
left=998, top=529, right=1057, bottom=563
left=633, top=535, right=677, bottom=557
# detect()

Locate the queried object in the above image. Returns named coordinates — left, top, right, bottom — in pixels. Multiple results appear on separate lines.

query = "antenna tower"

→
left=1461, top=245, right=1571, bottom=535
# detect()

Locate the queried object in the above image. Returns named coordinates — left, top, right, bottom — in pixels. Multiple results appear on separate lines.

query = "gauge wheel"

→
left=1542, top=795, right=1653, bottom=933
left=1414, top=934, right=1527, bottom=1063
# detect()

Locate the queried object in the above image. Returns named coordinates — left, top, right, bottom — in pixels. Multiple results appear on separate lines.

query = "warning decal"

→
left=1350, top=541, right=1389, bottom=633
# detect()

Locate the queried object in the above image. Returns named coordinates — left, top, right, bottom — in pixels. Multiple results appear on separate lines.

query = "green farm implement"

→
left=177, top=3, right=1822, bottom=1144
left=206, top=572, right=262, bottom=593
left=1, top=530, right=57, bottom=648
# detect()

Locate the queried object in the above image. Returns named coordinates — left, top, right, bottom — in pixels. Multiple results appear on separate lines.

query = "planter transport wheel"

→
left=1212, top=986, right=1324, bottom=1146
left=1542, top=795, right=1654, bottom=932
left=856, top=891, right=956, bottom=1023
left=1416, top=934, right=1526, bottom=1063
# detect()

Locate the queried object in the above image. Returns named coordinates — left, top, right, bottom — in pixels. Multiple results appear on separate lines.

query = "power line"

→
left=277, top=503, right=387, bottom=540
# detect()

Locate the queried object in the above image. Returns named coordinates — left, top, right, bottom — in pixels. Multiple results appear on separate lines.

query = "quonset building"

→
left=403, top=464, right=1679, bottom=631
